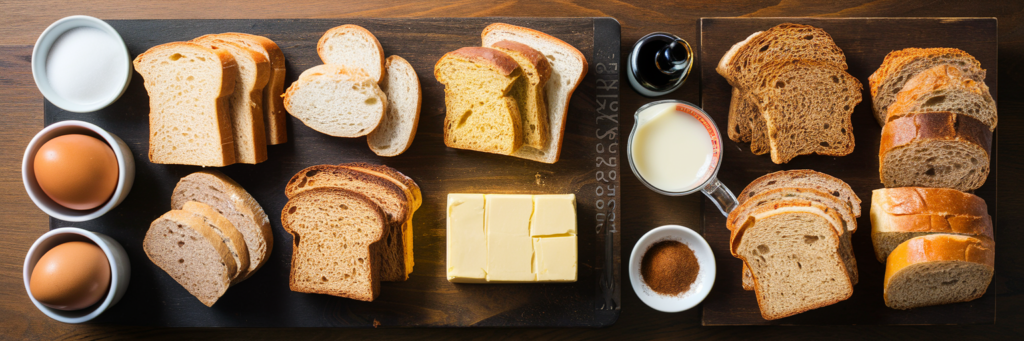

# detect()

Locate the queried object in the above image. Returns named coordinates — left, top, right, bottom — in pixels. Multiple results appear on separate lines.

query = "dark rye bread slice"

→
left=435, top=47, right=524, bottom=155
left=144, top=210, right=237, bottom=307
left=181, top=201, right=251, bottom=285
left=886, top=64, right=996, bottom=129
left=737, top=169, right=862, bottom=218
left=868, top=48, right=986, bottom=126
left=281, top=188, right=387, bottom=302
left=871, top=187, right=993, bottom=262
left=879, top=112, right=992, bottom=192
left=750, top=60, right=861, bottom=164
left=285, top=165, right=411, bottom=281
left=884, top=234, right=994, bottom=310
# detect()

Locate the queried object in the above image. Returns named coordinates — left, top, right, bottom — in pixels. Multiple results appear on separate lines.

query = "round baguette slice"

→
left=181, top=201, right=251, bottom=285
left=870, top=187, right=993, bottom=262
left=884, top=234, right=994, bottom=310
left=879, top=112, right=992, bottom=192
left=284, top=64, right=386, bottom=138
left=868, top=47, right=985, bottom=126
left=144, top=210, right=237, bottom=307
left=369, top=55, right=422, bottom=157
left=317, top=24, right=385, bottom=83
left=737, top=169, right=861, bottom=218
left=886, top=65, right=996, bottom=130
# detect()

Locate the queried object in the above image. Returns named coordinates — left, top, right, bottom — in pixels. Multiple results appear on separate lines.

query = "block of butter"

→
left=447, top=193, right=577, bottom=283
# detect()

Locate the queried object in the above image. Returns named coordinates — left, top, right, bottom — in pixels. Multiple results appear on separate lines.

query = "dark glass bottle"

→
left=627, top=32, right=692, bottom=97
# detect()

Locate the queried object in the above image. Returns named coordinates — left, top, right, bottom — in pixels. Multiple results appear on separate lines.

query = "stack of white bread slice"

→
left=143, top=171, right=272, bottom=307
left=283, top=25, right=422, bottom=157
left=133, top=33, right=288, bottom=166
left=727, top=170, right=860, bottom=320
left=281, top=163, right=420, bottom=302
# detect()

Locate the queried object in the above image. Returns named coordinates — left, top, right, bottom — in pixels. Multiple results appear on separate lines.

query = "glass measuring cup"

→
left=626, top=100, right=738, bottom=216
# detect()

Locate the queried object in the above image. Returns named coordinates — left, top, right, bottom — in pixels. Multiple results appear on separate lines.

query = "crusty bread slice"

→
left=144, top=210, right=237, bottom=307
left=212, top=33, right=290, bottom=145
left=435, top=47, right=524, bottom=155
left=369, top=55, right=422, bottom=157
left=483, top=23, right=588, bottom=164
left=870, top=187, right=993, bottom=262
left=171, top=170, right=272, bottom=281
left=181, top=201, right=251, bottom=285
left=884, top=234, right=994, bottom=310
left=737, top=169, right=862, bottom=218
left=284, top=64, right=386, bottom=138
left=281, top=188, right=386, bottom=302
left=192, top=36, right=269, bottom=164
left=491, top=40, right=553, bottom=150
left=886, top=65, right=996, bottom=129
left=879, top=112, right=992, bottom=192
left=868, top=48, right=985, bottom=126
left=133, top=42, right=237, bottom=167
left=338, top=162, right=420, bottom=276
left=317, top=24, right=385, bottom=83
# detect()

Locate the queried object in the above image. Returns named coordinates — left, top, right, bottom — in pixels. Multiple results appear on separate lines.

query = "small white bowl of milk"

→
left=32, top=15, right=131, bottom=113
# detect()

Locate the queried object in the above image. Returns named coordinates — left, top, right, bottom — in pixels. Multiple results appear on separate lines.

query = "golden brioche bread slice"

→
left=435, top=47, right=524, bottom=155
left=491, top=40, right=552, bottom=150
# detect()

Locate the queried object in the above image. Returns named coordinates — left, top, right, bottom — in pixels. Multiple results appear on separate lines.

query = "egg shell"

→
left=29, top=240, right=111, bottom=310
left=33, top=134, right=119, bottom=210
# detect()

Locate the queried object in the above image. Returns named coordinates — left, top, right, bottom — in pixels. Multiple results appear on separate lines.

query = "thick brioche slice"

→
left=483, top=23, right=588, bottom=164
left=435, top=47, right=524, bottom=155
left=737, top=169, right=862, bottom=218
left=886, top=65, right=996, bottom=129
left=871, top=187, right=993, bottom=262
left=868, top=48, right=985, bottom=126
left=281, top=188, right=387, bottom=302
left=491, top=40, right=553, bottom=150
left=369, top=55, right=422, bottom=157
left=317, top=24, right=385, bottom=83
left=133, top=42, right=237, bottom=167
left=884, top=234, right=994, bottom=310
left=192, top=36, right=269, bottom=164
left=171, top=170, right=272, bottom=281
left=144, top=210, right=237, bottom=307
left=284, top=64, right=386, bottom=138
left=879, top=112, right=992, bottom=191
left=181, top=201, right=251, bottom=285
left=212, top=33, right=290, bottom=145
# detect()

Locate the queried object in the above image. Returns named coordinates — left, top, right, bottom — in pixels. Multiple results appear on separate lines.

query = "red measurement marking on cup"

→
left=675, top=103, right=720, bottom=186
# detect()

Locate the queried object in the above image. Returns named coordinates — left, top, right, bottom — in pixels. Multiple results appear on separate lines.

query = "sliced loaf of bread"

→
left=884, top=234, right=994, bottom=310
left=491, top=40, right=553, bottom=150
left=212, top=33, right=290, bottom=145
left=180, top=201, right=251, bottom=285
left=879, top=112, right=992, bottom=191
left=338, top=162, right=420, bottom=276
left=435, top=47, right=524, bottom=155
left=886, top=64, right=996, bottom=129
left=144, top=210, right=237, bottom=307
left=317, top=25, right=385, bottom=83
left=369, top=55, right=422, bottom=157
left=284, top=64, right=386, bottom=138
left=871, top=187, right=993, bottom=262
left=868, top=48, right=985, bottom=126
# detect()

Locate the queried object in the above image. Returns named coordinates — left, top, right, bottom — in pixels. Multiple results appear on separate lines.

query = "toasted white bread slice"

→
left=369, top=55, right=422, bottom=157
left=211, top=33, right=290, bottom=145
left=317, top=25, right=385, bottom=83
left=144, top=210, right=237, bottom=307
left=284, top=64, right=386, bottom=137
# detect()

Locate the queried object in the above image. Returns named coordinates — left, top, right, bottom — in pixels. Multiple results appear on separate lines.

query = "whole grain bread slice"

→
left=879, top=112, right=992, bottom=191
left=369, top=55, right=422, bottom=157
left=144, top=210, right=237, bottom=307
left=491, top=40, right=553, bottom=150
left=317, top=25, right=385, bottom=83
left=884, top=234, right=994, bottom=310
left=211, top=33, right=290, bottom=145
left=886, top=64, right=996, bottom=129
left=737, top=169, right=862, bottom=218
left=181, top=201, right=251, bottom=285
left=338, top=162, right=420, bottom=277
left=868, top=48, right=986, bottom=126
left=284, top=64, right=386, bottom=138
left=870, top=187, right=993, bottom=262
left=435, top=47, right=524, bottom=155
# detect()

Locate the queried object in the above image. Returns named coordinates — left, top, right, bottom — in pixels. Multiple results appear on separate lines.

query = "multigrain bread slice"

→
left=483, top=23, right=588, bottom=164
left=737, top=169, right=862, bottom=218
left=338, top=162, right=420, bottom=277
left=317, top=25, right=385, bottom=83
left=871, top=187, right=993, bottom=262
left=879, top=112, right=992, bottom=192
left=435, top=47, right=524, bottom=155
left=369, top=55, right=422, bottom=157
left=191, top=36, right=269, bottom=164
left=133, top=42, right=237, bottom=167
left=868, top=48, right=986, bottom=126
left=171, top=170, right=272, bottom=281
left=886, top=64, right=996, bottom=129
left=281, top=188, right=387, bottom=302
left=749, top=60, right=861, bottom=164
left=212, top=33, right=290, bottom=145
left=491, top=40, right=553, bottom=150
left=144, top=210, right=237, bottom=307
left=181, top=201, right=251, bottom=285
left=284, top=64, right=386, bottom=138
left=884, top=234, right=994, bottom=310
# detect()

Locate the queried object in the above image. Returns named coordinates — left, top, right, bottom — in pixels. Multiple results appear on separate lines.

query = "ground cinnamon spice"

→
left=641, top=240, right=699, bottom=296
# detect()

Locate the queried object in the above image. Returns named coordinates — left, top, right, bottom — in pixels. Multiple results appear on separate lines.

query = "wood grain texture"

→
left=2, top=0, right=1024, bottom=339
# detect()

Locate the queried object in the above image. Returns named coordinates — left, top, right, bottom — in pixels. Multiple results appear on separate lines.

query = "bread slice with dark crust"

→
left=886, top=64, right=996, bottom=129
left=884, top=234, right=994, bottom=310
left=868, top=48, right=985, bottom=126
left=879, top=112, right=992, bottom=191
left=144, top=210, right=237, bottom=307
left=871, top=187, right=993, bottom=262
left=737, top=169, right=861, bottom=218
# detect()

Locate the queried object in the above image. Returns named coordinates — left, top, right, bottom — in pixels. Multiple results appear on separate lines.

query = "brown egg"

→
left=34, top=134, right=119, bottom=210
left=29, top=241, right=111, bottom=310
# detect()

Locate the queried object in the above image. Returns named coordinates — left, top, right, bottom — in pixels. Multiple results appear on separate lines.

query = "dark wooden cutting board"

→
left=699, top=17, right=998, bottom=325
left=43, top=18, right=621, bottom=327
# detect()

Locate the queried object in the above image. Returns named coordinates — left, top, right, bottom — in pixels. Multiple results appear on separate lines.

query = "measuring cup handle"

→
left=701, top=177, right=738, bottom=217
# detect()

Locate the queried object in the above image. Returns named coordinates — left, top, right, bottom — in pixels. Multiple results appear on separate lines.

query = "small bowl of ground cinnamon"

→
left=629, top=225, right=716, bottom=312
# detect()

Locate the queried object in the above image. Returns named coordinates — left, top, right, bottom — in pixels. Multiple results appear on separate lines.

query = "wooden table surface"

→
left=2, top=0, right=1022, bottom=339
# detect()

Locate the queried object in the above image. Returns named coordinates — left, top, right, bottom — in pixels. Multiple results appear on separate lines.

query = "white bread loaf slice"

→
left=284, top=64, right=386, bottom=138
left=879, top=112, right=992, bottom=192
left=317, top=25, right=385, bottom=83
left=133, top=42, right=237, bottom=167
left=212, top=33, right=290, bottom=145
left=737, top=169, right=861, bottom=218
left=870, top=187, right=993, bottom=263
left=435, top=47, right=523, bottom=155
left=886, top=64, right=996, bottom=129
left=191, top=36, right=269, bottom=164
left=281, top=188, right=387, bottom=302
left=338, top=162, right=420, bottom=276
left=491, top=40, right=553, bottom=150
left=144, top=210, right=237, bottom=307
left=180, top=201, right=251, bottom=285
left=483, top=23, right=588, bottom=164
left=369, top=55, right=422, bottom=157
left=884, top=234, right=994, bottom=310
left=868, top=48, right=986, bottom=126
left=171, top=170, right=272, bottom=281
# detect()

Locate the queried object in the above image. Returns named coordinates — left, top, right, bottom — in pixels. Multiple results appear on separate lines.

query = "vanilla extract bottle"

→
left=627, top=32, right=693, bottom=97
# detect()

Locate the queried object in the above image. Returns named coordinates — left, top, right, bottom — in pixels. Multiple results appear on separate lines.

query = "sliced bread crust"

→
left=884, top=234, right=994, bottom=310
left=317, top=24, right=385, bottom=83
left=144, top=210, right=237, bottom=307
left=886, top=65, right=996, bottom=129
left=879, top=112, right=992, bottom=191
left=212, top=33, right=290, bottom=145
left=284, top=64, right=386, bottom=138
left=870, top=187, right=993, bottom=262
left=737, top=169, right=862, bottom=218
left=369, top=55, right=422, bottom=157
left=868, top=47, right=986, bottom=126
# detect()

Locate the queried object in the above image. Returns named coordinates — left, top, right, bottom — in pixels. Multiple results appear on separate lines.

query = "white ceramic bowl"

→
left=32, top=15, right=131, bottom=113
left=23, top=227, right=130, bottom=323
left=22, top=120, right=135, bottom=222
left=629, top=225, right=716, bottom=313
